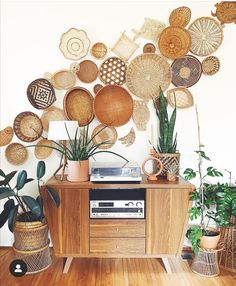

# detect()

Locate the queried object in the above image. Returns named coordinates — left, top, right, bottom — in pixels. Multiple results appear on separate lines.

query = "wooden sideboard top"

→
left=45, top=175, right=195, bottom=190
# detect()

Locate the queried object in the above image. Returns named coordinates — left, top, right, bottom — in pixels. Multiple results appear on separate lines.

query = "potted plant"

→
left=153, top=87, right=179, bottom=176
left=0, top=161, right=60, bottom=273
left=31, top=123, right=128, bottom=182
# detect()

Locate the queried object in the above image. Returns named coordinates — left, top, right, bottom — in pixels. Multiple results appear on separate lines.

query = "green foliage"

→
left=0, top=161, right=60, bottom=232
left=186, top=226, right=203, bottom=254
left=153, top=88, right=177, bottom=153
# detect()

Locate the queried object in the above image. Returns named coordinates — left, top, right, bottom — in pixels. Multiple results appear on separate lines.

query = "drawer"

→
left=90, top=219, right=145, bottom=238
left=90, top=238, right=145, bottom=254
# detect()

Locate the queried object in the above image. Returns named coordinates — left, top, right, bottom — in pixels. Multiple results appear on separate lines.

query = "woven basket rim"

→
left=13, top=241, right=50, bottom=254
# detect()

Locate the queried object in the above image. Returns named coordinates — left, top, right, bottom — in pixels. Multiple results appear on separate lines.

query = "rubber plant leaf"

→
left=37, top=161, right=46, bottom=180
left=8, top=205, right=19, bottom=232
left=16, top=170, right=27, bottom=191
left=36, top=195, right=44, bottom=220
left=1, top=171, right=17, bottom=186
left=0, top=187, right=15, bottom=200
left=21, top=195, right=41, bottom=219
left=45, top=186, right=60, bottom=208
left=0, top=199, right=15, bottom=228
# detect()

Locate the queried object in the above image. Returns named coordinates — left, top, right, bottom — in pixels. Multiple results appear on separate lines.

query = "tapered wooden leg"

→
left=162, top=258, right=172, bottom=274
left=63, top=257, right=73, bottom=274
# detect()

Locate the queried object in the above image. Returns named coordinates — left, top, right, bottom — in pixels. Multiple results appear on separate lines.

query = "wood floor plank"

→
left=0, top=248, right=235, bottom=286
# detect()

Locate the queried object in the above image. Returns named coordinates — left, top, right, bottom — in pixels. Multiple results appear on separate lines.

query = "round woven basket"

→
left=14, top=220, right=49, bottom=251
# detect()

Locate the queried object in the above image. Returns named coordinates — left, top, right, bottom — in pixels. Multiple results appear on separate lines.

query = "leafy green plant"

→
left=0, top=161, right=60, bottom=232
left=29, top=124, right=128, bottom=162
left=153, top=87, right=177, bottom=153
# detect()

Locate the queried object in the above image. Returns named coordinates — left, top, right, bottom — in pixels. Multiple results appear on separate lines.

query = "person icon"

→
left=9, top=259, right=27, bottom=277
left=14, top=264, right=23, bottom=273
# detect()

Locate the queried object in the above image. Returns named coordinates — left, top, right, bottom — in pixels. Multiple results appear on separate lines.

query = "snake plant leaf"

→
left=0, top=199, right=15, bottom=228
left=45, top=186, right=60, bottom=208
left=21, top=196, right=41, bottom=219
left=37, top=161, right=46, bottom=180
left=16, top=170, right=27, bottom=190
left=0, top=187, right=15, bottom=200
left=8, top=205, right=19, bottom=232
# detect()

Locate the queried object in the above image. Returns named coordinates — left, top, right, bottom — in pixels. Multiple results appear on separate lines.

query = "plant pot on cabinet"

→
left=200, top=228, right=220, bottom=249
left=67, top=159, right=89, bottom=182
left=154, top=153, right=180, bottom=177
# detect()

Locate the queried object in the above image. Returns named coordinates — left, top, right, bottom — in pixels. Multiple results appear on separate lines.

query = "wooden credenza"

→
left=41, top=177, right=194, bottom=273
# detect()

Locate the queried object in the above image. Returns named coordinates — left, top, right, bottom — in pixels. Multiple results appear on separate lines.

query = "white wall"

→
left=1, top=0, right=236, bottom=245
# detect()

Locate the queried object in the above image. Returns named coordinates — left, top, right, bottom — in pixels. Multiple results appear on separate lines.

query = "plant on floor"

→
left=0, top=161, right=60, bottom=232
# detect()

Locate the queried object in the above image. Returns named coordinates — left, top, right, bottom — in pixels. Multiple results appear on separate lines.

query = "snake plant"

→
left=153, top=87, right=177, bottom=153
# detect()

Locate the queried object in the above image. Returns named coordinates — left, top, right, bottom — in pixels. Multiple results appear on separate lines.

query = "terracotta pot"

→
left=200, top=228, right=220, bottom=249
left=67, top=159, right=89, bottom=182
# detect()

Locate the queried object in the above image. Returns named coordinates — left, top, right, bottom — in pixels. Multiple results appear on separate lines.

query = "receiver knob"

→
left=136, top=202, right=142, bottom=207
left=128, top=202, right=134, bottom=206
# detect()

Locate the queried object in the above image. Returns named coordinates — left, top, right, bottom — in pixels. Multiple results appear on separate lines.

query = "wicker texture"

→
left=211, top=1, right=236, bottom=25
left=219, top=217, right=236, bottom=272
left=64, top=87, right=94, bottom=126
left=91, top=124, right=117, bottom=149
left=132, top=100, right=150, bottom=130
left=27, top=78, right=56, bottom=109
left=171, top=55, right=202, bottom=88
left=154, top=153, right=180, bottom=177
left=191, top=248, right=222, bottom=277
left=76, top=60, right=98, bottom=83
left=14, top=243, right=52, bottom=274
left=94, top=85, right=133, bottom=127
left=0, top=126, right=14, bottom=147
left=44, top=70, right=76, bottom=90
left=41, top=106, right=66, bottom=132
left=202, top=56, right=220, bottom=76
left=13, top=111, right=43, bottom=142
left=143, top=43, right=156, bottom=53
left=99, top=57, right=127, bottom=85
left=188, top=17, right=224, bottom=56
left=34, top=139, right=53, bottom=159
left=169, top=6, right=191, bottom=27
left=158, top=26, right=191, bottom=59
left=167, top=87, right=193, bottom=109
left=118, top=127, right=135, bottom=147
left=5, top=143, right=28, bottom=165
left=126, top=54, right=171, bottom=101
left=93, top=84, right=103, bottom=94
left=91, top=42, right=108, bottom=59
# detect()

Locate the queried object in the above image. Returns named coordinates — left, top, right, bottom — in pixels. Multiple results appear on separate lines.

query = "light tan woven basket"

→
left=5, top=143, right=28, bottom=165
left=169, top=6, right=191, bottom=27
left=202, top=56, right=220, bottom=76
left=0, top=126, right=14, bottom=147
left=167, top=87, right=194, bottom=109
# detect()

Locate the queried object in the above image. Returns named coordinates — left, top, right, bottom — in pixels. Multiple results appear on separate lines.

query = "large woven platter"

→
left=34, top=139, right=53, bottom=159
left=99, top=57, right=127, bottom=85
left=27, top=78, right=56, bottom=109
left=64, top=87, right=94, bottom=126
left=13, top=111, right=43, bottom=142
left=126, top=54, right=171, bottom=101
left=167, top=87, right=194, bottom=108
left=44, top=70, right=76, bottom=90
left=76, top=60, right=98, bottom=83
left=169, top=6, right=191, bottom=27
left=158, top=26, right=191, bottom=59
left=41, top=106, right=66, bottom=132
left=94, top=85, right=133, bottom=127
left=91, top=124, right=118, bottom=149
left=171, top=55, right=202, bottom=88
left=5, top=143, right=28, bottom=165
left=188, top=17, right=223, bottom=56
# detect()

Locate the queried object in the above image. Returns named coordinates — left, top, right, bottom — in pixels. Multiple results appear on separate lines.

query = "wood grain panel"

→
left=90, top=220, right=145, bottom=237
left=90, top=238, right=145, bottom=254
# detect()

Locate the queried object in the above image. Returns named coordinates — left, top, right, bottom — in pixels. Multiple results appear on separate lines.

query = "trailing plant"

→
left=29, top=123, right=128, bottom=162
left=0, top=161, right=60, bottom=232
left=153, top=87, right=177, bottom=153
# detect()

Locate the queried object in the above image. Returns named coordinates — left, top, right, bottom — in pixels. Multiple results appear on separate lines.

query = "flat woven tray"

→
left=202, top=56, right=220, bottom=75
left=91, top=42, right=108, bottom=59
left=63, top=87, right=94, bottom=126
left=0, top=126, right=14, bottom=147
left=34, top=139, right=53, bottom=159
left=169, top=6, right=191, bottom=27
left=171, top=55, right=202, bottom=88
left=44, top=70, right=76, bottom=90
left=126, top=54, right=171, bottom=101
left=91, top=124, right=118, bottom=149
left=40, top=106, right=66, bottom=132
left=132, top=100, right=150, bottom=130
left=188, top=17, right=224, bottom=56
left=143, top=43, right=156, bottom=53
left=27, top=78, right=56, bottom=109
left=158, top=26, right=192, bottom=59
left=13, top=111, right=43, bottom=142
left=167, top=87, right=194, bottom=108
left=99, top=57, right=127, bottom=85
left=5, top=143, right=28, bottom=165
left=76, top=60, right=98, bottom=83
left=94, top=85, right=133, bottom=127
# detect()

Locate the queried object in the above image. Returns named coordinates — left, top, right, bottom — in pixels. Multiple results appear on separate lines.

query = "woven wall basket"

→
left=154, top=153, right=180, bottom=177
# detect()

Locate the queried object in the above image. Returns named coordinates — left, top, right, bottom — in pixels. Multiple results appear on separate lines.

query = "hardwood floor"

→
left=0, top=248, right=235, bottom=286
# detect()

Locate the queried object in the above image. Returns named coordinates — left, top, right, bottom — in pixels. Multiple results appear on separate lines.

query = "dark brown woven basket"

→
left=154, top=153, right=180, bottom=177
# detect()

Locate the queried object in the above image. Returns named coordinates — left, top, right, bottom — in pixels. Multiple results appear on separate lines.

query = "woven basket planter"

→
left=14, top=220, right=49, bottom=251
left=218, top=217, right=236, bottom=272
left=154, top=153, right=180, bottom=177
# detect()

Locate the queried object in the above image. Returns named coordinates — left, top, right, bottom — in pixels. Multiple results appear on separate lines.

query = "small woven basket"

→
left=154, top=153, right=180, bottom=177
left=14, top=243, right=52, bottom=274
left=14, top=220, right=49, bottom=251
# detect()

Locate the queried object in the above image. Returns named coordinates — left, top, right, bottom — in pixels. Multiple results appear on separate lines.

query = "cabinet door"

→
left=146, top=188, right=191, bottom=255
left=41, top=187, right=89, bottom=256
